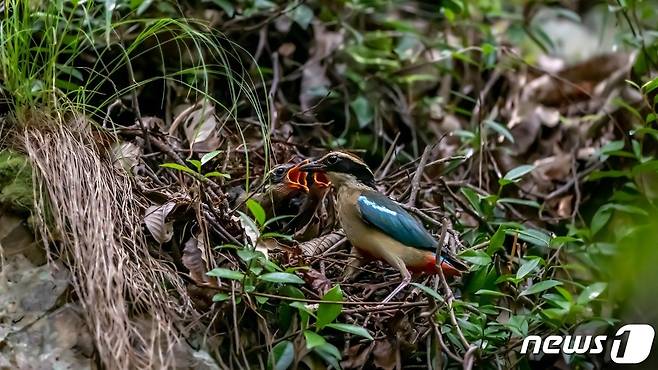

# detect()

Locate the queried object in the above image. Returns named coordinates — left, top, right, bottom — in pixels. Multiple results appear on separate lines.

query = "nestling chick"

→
left=300, top=151, right=463, bottom=303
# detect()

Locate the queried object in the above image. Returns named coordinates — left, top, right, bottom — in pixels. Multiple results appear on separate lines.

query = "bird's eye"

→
left=326, top=155, right=338, bottom=164
left=274, top=167, right=285, bottom=175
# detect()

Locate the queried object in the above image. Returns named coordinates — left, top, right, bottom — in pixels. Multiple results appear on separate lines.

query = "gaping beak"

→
left=285, top=163, right=309, bottom=192
left=312, top=172, right=331, bottom=188
left=298, top=159, right=326, bottom=173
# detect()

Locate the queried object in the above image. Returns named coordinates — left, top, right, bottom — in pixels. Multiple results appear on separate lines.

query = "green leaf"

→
left=577, top=282, right=607, bottom=305
left=205, top=0, right=234, bottom=17
left=520, top=280, right=562, bottom=296
left=160, top=162, right=196, bottom=175
left=516, top=258, right=541, bottom=280
left=246, top=199, right=266, bottom=226
left=497, top=198, right=541, bottom=208
left=350, top=96, right=374, bottom=129
left=259, top=272, right=304, bottom=284
left=475, top=289, right=508, bottom=297
left=317, top=285, right=343, bottom=329
left=212, top=293, right=230, bottom=302
left=485, top=120, right=514, bottom=143
left=460, top=250, right=492, bottom=266
left=270, top=340, right=294, bottom=370
left=290, top=301, right=316, bottom=317
left=510, top=228, right=551, bottom=248
left=487, top=226, right=506, bottom=255
left=325, top=323, right=374, bottom=340
left=204, top=171, right=230, bottom=178
left=591, top=207, right=612, bottom=235
left=500, top=165, right=535, bottom=185
left=291, top=4, right=313, bottom=29
left=304, top=330, right=327, bottom=349
left=312, top=342, right=342, bottom=368
left=207, top=268, right=245, bottom=280
left=460, top=187, right=483, bottom=216
left=410, top=283, right=444, bottom=303
left=187, top=159, right=201, bottom=172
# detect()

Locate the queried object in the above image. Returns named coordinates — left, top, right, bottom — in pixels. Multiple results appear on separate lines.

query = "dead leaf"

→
left=372, top=339, right=397, bottom=370
left=303, top=268, right=332, bottom=295
left=300, top=22, right=344, bottom=111
left=144, top=202, right=176, bottom=244
left=182, top=101, right=222, bottom=152
left=298, top=232, right=343, bottom=256
left=111, top=141, right=141, bottom=171
left=182, top=235, right=217, bottom=287
left=533, top=154, right=572, bottom=183
left=557, top=195, right=573, bottom=218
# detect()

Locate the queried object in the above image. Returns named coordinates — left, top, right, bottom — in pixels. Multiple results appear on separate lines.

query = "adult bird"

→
left=299, top=151, right=463, bottom=302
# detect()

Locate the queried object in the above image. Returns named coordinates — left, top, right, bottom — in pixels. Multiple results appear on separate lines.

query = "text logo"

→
left=520, top=324, right=655, bottom=364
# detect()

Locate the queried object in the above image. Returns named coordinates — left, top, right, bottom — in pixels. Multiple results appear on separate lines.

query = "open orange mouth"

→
left=313, top=172, right=331, bottom=188
left=286, top=163, right=309, bottom=192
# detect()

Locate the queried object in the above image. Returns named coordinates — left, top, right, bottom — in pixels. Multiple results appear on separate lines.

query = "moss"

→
left=0, top=150, right=33, bottom=211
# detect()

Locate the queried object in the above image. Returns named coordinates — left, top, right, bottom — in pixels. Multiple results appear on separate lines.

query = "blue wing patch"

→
left=357, top=191, right=437, bottom=250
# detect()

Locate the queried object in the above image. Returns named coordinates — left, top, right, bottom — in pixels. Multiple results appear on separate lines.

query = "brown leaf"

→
left=557, top=195, right=573, bottom=218
left=182, top=101, right=222, bottom=152
left=144, top=202, right=176, bottom=244
left=111, top=141, right=141, bottom=171
left=298, top=232, right=343, bottom=256
left=300, top=22, right=343, bottom=111
left=303, top=268, right=332, bottom=295
left=372, top=339, right=398, bottom=370
left=182, top=235, right=216, bottom=287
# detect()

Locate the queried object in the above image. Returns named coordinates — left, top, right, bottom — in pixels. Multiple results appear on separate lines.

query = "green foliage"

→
left=0, top=150, right=33, bottom=211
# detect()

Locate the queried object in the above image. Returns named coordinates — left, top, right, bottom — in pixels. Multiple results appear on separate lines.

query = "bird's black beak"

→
left=298, top=160, right=326, bottom=173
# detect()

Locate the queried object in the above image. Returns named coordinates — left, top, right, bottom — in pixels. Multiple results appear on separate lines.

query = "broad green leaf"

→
left=500, top=165, right=535, bottom=185
left=510, top=228, right=551, bottom=248
left=246, top=199, right=266, bottom=226
left=485, top=120, right=514, bottom=143
left=212, top=293, right=230, bottom=302
left=591, top=207, right=612, bottom=235
left=270, top=341, right=294, bottom=370
left=205, top=0, right=234, bottom=17
left=460, top=250, right=492, bottom=266
left=577, top=282, right=607, bottom=305
left=207, top=268, right=244, bottom=280
left=497, top=198, right=541, bottom=208
left=411, top=283, right=444, bottom=303
left=313, top=342, right=342, bottom=368
left=325, top=323, right=374, bottom=340
left=304, top=330, right=327, bottom=349
left=204, top=171, right=230, bottom=178
left=291, top=4, right=313, bottom=29
left=187, top=159, right=201, bottom=172
left=350, top=96, right=374, bottom=129
left=160, top=162, right=196, bottom=175
left=259, top=272, right=304, bottom=284
left=460, top=187, right=483, bottom=216
left=520, top=280, right=562, bottom=296
left=290, top=301, right=316, bottom=317
left=317, top=285, right=343, bottom=329
left=487, top=226, right=506, bottom=255
left=475, top=289, right=508, bottom=297
left=516, top=258, right=541, bottom=279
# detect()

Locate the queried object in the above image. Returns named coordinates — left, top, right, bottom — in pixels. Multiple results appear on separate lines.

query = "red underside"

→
left=359, top=250, right=461, bottom=277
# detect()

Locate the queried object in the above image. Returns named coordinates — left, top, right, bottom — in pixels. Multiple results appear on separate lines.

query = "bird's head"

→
left=267, top=163, right=308, bottom=193
left=299, top=151, right=375, bottom=189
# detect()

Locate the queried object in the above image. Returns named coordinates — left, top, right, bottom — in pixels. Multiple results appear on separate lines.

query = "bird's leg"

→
left=342, top=247, right=365, bottom=282
left=381, top=260, right=412, bottom=303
